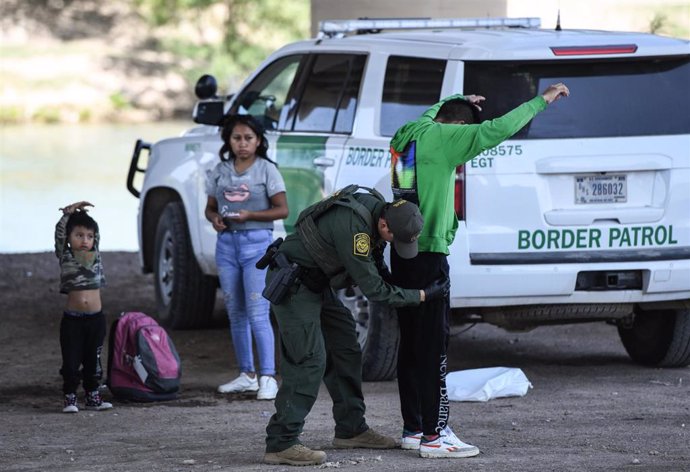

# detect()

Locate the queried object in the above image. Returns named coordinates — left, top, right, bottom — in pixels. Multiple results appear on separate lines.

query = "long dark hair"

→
left=219, top=114, right=274, bottom=164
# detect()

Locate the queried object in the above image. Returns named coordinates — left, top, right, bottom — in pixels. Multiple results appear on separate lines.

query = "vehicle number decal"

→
left=479, top=144, right=523, bottom=157
left=471, top=145, right=524, bottom=169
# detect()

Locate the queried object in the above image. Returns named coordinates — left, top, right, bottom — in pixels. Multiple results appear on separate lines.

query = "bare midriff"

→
left=66, top=289, right=102, bottom=313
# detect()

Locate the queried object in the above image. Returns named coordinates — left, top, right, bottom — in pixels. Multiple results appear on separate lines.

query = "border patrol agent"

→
left=261, top=185, right=449, bottom=466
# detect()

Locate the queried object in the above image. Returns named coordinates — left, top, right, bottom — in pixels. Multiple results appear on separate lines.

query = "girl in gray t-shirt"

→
left=204, top=115, right=288, bottom=401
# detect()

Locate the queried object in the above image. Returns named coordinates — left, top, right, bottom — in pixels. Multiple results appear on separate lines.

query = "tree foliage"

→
left=133, top=0, right=309, bottom=87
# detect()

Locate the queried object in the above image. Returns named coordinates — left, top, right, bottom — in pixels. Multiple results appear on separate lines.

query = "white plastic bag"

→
left=446, top=367, right=532, bottom=402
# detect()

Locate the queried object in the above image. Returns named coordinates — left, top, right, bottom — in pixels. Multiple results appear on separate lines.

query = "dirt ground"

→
left=1, top=252, right=688, bottom=472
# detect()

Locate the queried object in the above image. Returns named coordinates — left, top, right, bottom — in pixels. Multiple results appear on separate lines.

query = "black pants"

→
left=391, top=250, right=450, bottom=436
left=59, top=311, right=106, bottom=394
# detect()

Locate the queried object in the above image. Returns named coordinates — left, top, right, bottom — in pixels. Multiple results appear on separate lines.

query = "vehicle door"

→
left=337, top=51, right=453, bottom=197
left=231, top=52, right=367, bottom=235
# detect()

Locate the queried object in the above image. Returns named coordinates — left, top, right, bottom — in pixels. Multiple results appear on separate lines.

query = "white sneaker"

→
left=85, top=390, right=113, bottom=411
left=217, top=372, right=259, bottom=393
left=257, top=376, right=279, bottom=400
left=63, top=393, right=79, bottom=413
left=400, top=430, right=422, bottom=450
left=419, top=426, right=479, bottom=458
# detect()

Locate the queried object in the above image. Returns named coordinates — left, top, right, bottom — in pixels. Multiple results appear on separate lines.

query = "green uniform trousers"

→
left=265, top=269, right=368, bottom=452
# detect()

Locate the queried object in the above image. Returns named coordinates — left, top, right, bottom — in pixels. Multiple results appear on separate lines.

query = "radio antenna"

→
left=555, top=9, right=562, bottom=31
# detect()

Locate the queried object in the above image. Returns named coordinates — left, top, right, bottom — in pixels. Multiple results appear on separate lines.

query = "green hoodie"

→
left=390, top=94, right=547, bottom=254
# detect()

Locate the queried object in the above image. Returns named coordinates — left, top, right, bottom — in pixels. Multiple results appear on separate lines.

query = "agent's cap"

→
left=385, top=199, right=424, bottom=259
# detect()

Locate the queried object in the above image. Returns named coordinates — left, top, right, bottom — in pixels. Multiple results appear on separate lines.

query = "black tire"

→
left=339, top=287, right=400, bottom=381
left=618, top=307, right=690, bottom=367
left=153, top=202, right=216, bottom=329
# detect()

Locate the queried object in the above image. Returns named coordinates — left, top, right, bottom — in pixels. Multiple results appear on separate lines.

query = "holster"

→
left=255, top=237, right=284, bottom=270
left=261, top=253, right=301, bottom=304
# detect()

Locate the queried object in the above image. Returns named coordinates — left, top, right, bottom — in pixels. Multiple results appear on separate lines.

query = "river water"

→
left=0, top=122, right=189, bottom=253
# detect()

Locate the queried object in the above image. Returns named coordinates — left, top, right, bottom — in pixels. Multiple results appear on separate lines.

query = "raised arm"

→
left=441, top=83, right=570, bottom=167
left=55, top=201, right=94, bottom=258
left=54, top=213, right=70, bottom=259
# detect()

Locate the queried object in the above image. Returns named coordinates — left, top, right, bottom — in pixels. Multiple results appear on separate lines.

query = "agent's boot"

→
left=263, top=444, right=326, bottom=466
left=332, top=428, right=398, bottom=449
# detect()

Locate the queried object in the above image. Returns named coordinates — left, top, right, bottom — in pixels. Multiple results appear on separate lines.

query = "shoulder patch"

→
left=353, top=233, right=371, bottom=257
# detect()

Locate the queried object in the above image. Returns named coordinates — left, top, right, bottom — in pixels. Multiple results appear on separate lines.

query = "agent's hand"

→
left=422, top=277, right=450, bottom=302
left=541, top=83, right=570, bottom=104
left=60, top=201, right=94, bottom=215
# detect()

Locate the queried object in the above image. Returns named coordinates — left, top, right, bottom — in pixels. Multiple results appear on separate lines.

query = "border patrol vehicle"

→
left=128, top=17, right=690, bottom=380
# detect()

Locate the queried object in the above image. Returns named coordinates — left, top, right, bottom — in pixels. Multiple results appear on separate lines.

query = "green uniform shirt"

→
left=279, top=193, right=420, bottom=306
left=390, top=94, right=547, bottom=254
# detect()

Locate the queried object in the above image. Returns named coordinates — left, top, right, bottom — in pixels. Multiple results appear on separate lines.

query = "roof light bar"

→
left=318, top=17, right=541, bottom=38
left=550, top=44, right=638, bottom=56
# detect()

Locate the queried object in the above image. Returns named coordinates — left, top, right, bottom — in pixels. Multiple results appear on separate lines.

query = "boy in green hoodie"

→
left=389, top=83, right=570, bottom=458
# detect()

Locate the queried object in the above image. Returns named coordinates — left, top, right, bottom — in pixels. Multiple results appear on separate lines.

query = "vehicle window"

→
left=464, top=57, right=690, bottom=138
left=334, top=56, right=366, bottom=133
left=231, top=55, right=303, bottom=131
left=290, top=54, right=366, bottom=133
left=380, top=56, right=446, bottom=137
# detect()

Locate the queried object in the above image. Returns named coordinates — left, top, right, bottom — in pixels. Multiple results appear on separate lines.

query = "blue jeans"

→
left=216, top=229, right=275, bottom=376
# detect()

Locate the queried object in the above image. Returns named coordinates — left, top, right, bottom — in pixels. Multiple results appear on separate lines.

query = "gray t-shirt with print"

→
left=205, top=158, right=286, bottom=231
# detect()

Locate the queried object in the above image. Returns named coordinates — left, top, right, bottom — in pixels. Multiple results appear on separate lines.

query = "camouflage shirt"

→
left=54, top=213, right=106, bottom=294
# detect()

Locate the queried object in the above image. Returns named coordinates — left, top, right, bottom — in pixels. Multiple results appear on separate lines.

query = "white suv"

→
left=128, top=17, right=690, bottom=380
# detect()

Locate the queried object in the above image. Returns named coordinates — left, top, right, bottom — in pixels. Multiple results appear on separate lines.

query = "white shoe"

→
left=63, top=393, right=79, bottom=413
left=257, top=376, right=278, bottom=400
left=400, top=430, right=422, bottom=450
left=217, top=372, right=259, bottom=393
left=85, top=390, right=113, bottom=411
left=419, top=426, right=479, bottom=458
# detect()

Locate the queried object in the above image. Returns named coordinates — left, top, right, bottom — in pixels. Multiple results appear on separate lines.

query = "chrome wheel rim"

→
left=339, top=287, right=369, bottom=348
left=157, top=229, right=174, bottom=307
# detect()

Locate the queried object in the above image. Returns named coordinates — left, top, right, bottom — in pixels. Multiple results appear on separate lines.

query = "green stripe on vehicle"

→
left=276, top=135, right=328, bottom=234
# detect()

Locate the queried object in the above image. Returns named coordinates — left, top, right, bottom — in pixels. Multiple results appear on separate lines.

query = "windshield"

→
left=463, top=56, right=690, bottom=139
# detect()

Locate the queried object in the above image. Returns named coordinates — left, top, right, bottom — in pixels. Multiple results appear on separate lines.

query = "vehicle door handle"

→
left=313, top=157, right=335, bottom=167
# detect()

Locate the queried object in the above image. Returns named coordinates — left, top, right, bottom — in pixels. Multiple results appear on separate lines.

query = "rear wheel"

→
left=153, top=202, right=216, bottom=329
left=339, top=287, right=400, bottom=381
left=618, top=306, right=690, bottom=367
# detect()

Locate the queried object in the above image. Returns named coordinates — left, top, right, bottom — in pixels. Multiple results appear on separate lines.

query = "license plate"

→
left=575, top=174, right=627, bottom=204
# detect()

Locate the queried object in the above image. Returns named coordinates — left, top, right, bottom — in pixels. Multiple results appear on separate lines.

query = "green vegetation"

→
left=134, top=0, right=310, bottom=90
left=0, top=0, right=309, bottom=124
left=648, top=7, right=690, bottom=38
left=109, top=92, right=131, bottom=110
left=0, top=106, right=25, bottom=125
left=31, top=106, right=61, bottom=124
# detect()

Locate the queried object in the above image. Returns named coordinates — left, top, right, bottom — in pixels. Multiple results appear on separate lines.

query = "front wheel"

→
left=618, top=306, right=690, bottom=367
left=153, top=201, right=217, bottom=329
left=339, top=287, right=400, bottom=381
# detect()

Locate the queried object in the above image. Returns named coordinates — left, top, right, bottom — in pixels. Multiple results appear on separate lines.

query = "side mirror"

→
left=195, top=74, right=218, bottom=99
left=193, top=100, right=224, bottom=126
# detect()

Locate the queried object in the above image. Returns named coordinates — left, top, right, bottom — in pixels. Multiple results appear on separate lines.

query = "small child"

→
left=55, top=201, right=112, bottom=413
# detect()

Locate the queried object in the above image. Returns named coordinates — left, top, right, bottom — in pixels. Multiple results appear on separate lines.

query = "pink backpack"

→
left=107, top=312, right=181, bottom=402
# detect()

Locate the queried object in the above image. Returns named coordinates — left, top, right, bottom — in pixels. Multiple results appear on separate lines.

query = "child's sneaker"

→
left=217, top=372, right=259, bottom=393
left=257, top=376, right=279, bottom=400
left=63, top=393, right=79, bottom=413
left=401, top=429, right=422, bottom=450
left=85, top=390, right=113, bottom=411
left=419, top=426, right=479, bottom=458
